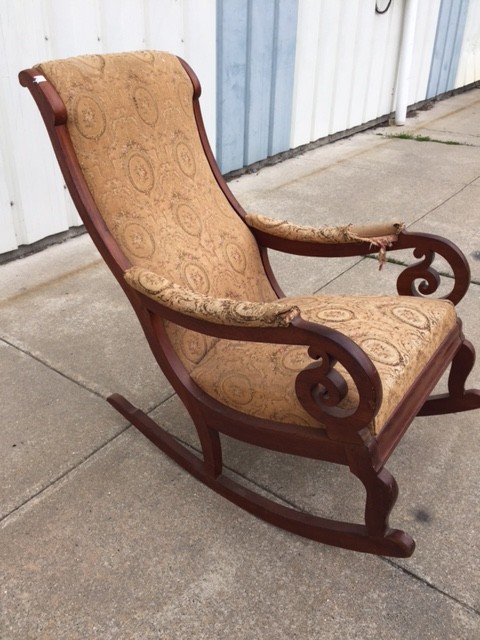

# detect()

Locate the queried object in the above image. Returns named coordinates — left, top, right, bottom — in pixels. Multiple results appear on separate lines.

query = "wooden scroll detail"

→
left=395, top=232, right=471, bottom=305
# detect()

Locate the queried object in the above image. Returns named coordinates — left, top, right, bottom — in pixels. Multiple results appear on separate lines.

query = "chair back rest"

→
left=36, top=52, right=276, bottom=367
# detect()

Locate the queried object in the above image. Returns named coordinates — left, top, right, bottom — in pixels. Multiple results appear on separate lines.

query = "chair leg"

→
left=108, top=393, right=209, bottom=477
left=107, top=393, right=414, bottom=556
left=194, top=419, right=223, bottom=478
left=346, top=446, right=415, bottom=552
left=420, top=338, right=480, bottom=416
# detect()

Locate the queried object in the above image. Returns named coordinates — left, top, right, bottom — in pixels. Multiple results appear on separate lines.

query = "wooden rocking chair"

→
left=19, top=51, right=479, bottom=557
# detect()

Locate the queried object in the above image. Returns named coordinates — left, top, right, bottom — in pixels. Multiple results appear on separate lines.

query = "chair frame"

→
left=19, top=57, right=480, bottom=557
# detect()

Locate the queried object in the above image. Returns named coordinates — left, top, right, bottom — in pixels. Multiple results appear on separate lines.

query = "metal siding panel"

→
left=269, top=0, right=298, bottom=156
left=44, top=0, right=101, bottom=58
left=182, top=0, right=217, bottom=153
left=293, top=0, right=443, bottom=147
left=329, top=0, right=361, bottom=134
left=410, top=0, right=442, bottom=102
left=455, top=0, right=480, bottom=87
left=245, top=0, right=275, bottom=166
left=427, top=0, right=469, bottom=98
left=216, top=0, right=248, bottom=173
left=366, top=0, right=404, bottom=118
left=0, top=10, right=20, bottom=253
left=98, top=0, right=146, bottom=50
left=374, top=0, right=403, bottom=118
left=312, top=0, right=341, bottom=139
left=0, top=153, right=18, bottom=254
left=1, top=0, right=70, bottom=248
left=294, top=0, right=405, bottom=144
left=217, top=0, right=298, bottom=172
left=348, top=1, right=376, bottom=129
left=428, top=0, right=451, bottom=97
left=145, top=0, right=184, bottom=53
left=446, top=0, right=469, bottom=88
left=290, top=0, right=322, bottom=147
left=437, top=1, right=462, bottom=92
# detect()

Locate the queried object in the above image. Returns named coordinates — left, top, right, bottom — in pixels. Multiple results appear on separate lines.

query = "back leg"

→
left=420, top=338, right=480, bottom=416
left=195, top=419, right=223, bottom=478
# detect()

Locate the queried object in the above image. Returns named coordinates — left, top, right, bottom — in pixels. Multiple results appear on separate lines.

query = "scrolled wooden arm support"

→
left=293, top=318, right=382, bottom=442
left=393, top=230, right=471, bottom=305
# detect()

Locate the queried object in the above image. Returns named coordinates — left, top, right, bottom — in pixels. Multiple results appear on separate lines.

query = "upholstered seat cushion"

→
left=189, top=295, right=457, bottom=435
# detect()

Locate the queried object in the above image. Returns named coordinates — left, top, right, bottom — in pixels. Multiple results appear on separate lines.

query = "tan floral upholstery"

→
left=36, top=52, right=277, bottom=362
left=37, top=51, right=458, bottom=436
left=125, top=266, right=300, bottom=327
left=245, top=213, right=404, bottom=246
left=245, top=214, right=404, bottom=265
left=190, top=295, right=457, bottom=434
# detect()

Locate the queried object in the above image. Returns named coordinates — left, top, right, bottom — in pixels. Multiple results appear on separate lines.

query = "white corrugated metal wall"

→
left=0, top=0, right=216, bottom=254
left=1, top=0, right=479, bottom=256
left=290, top=0, right=443, bottom=148
left=216, top=0, right=298, bottom=174
left=456, top=0, right=480, bottom=87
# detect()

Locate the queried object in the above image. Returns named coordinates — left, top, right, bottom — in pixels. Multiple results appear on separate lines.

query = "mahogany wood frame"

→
left=19, top=57, right=480, bottom=557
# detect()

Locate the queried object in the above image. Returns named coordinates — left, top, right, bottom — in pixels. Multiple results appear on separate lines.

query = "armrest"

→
left=245, top=212, right=404, bottom=264
left=245, top=212, right=404, bottom=244
left=245, top=214, right=471, bottom=305
left=124, top=266, right=300, bottom=327
left=124, top=266, right=382, bottom=441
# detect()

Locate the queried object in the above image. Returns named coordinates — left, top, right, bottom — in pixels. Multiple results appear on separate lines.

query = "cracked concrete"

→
left=1, top=89, right=479, bottom=639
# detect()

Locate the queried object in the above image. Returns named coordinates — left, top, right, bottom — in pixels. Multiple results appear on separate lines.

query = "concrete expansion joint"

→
left=0, top=258, right=102, bottom=308
left=0, top=335, right=106, bottom=401
left=0, top=424, right=131, bottom=528
left=384, top=558, right=480, bottom=618
left=410, top=175, right=480, bottom=229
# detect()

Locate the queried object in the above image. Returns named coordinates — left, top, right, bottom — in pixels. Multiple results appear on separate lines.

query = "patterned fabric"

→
left=37, top=51, right=458, bottom=436
left=191, top=295, right=457, bottom=434
left=36, top=52, right=277, bottom=365
left=245, top=213, right=404, bottom=246
left=125, top=266, right=300, bottom=327
left=245, top=214, right=404, bottom=266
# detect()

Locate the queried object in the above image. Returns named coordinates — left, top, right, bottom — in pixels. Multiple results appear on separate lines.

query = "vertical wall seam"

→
left=441, top=0, right=458, bottom=94
left=243, top=0, right=253, bottom=167
left=346, top=0, right=362, bottom=130
left=216, top=0, right=223, bottom=167
left=268, top=0, right=280, bottom=157
left=427, top=0, right=469, bottom=98
left=448, top=0, right=469, bottom=88
left=311, top=1, right=324, bottom=140
left=426, top=0, right=445, bottom=98
left=328, top=5, right=344, bottom=135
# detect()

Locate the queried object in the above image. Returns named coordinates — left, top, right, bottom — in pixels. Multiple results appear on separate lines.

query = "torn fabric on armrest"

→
left=245, top=213, right=404, bottom=265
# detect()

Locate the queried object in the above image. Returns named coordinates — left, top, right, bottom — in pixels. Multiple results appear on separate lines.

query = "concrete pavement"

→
left=1, top=88, right=479, bottom=639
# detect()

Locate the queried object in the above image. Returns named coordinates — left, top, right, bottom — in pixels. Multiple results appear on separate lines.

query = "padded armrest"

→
left=124, top=266, right=300, bottom=328
left=245, top=213, right=404, bottom=246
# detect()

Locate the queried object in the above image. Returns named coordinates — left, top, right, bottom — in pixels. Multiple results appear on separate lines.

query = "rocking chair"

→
left=19, top=51, right=479, bottom=557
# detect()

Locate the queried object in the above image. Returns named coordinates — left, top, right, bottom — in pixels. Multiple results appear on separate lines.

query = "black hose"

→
left=376, top=0, right=393, bottom=15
